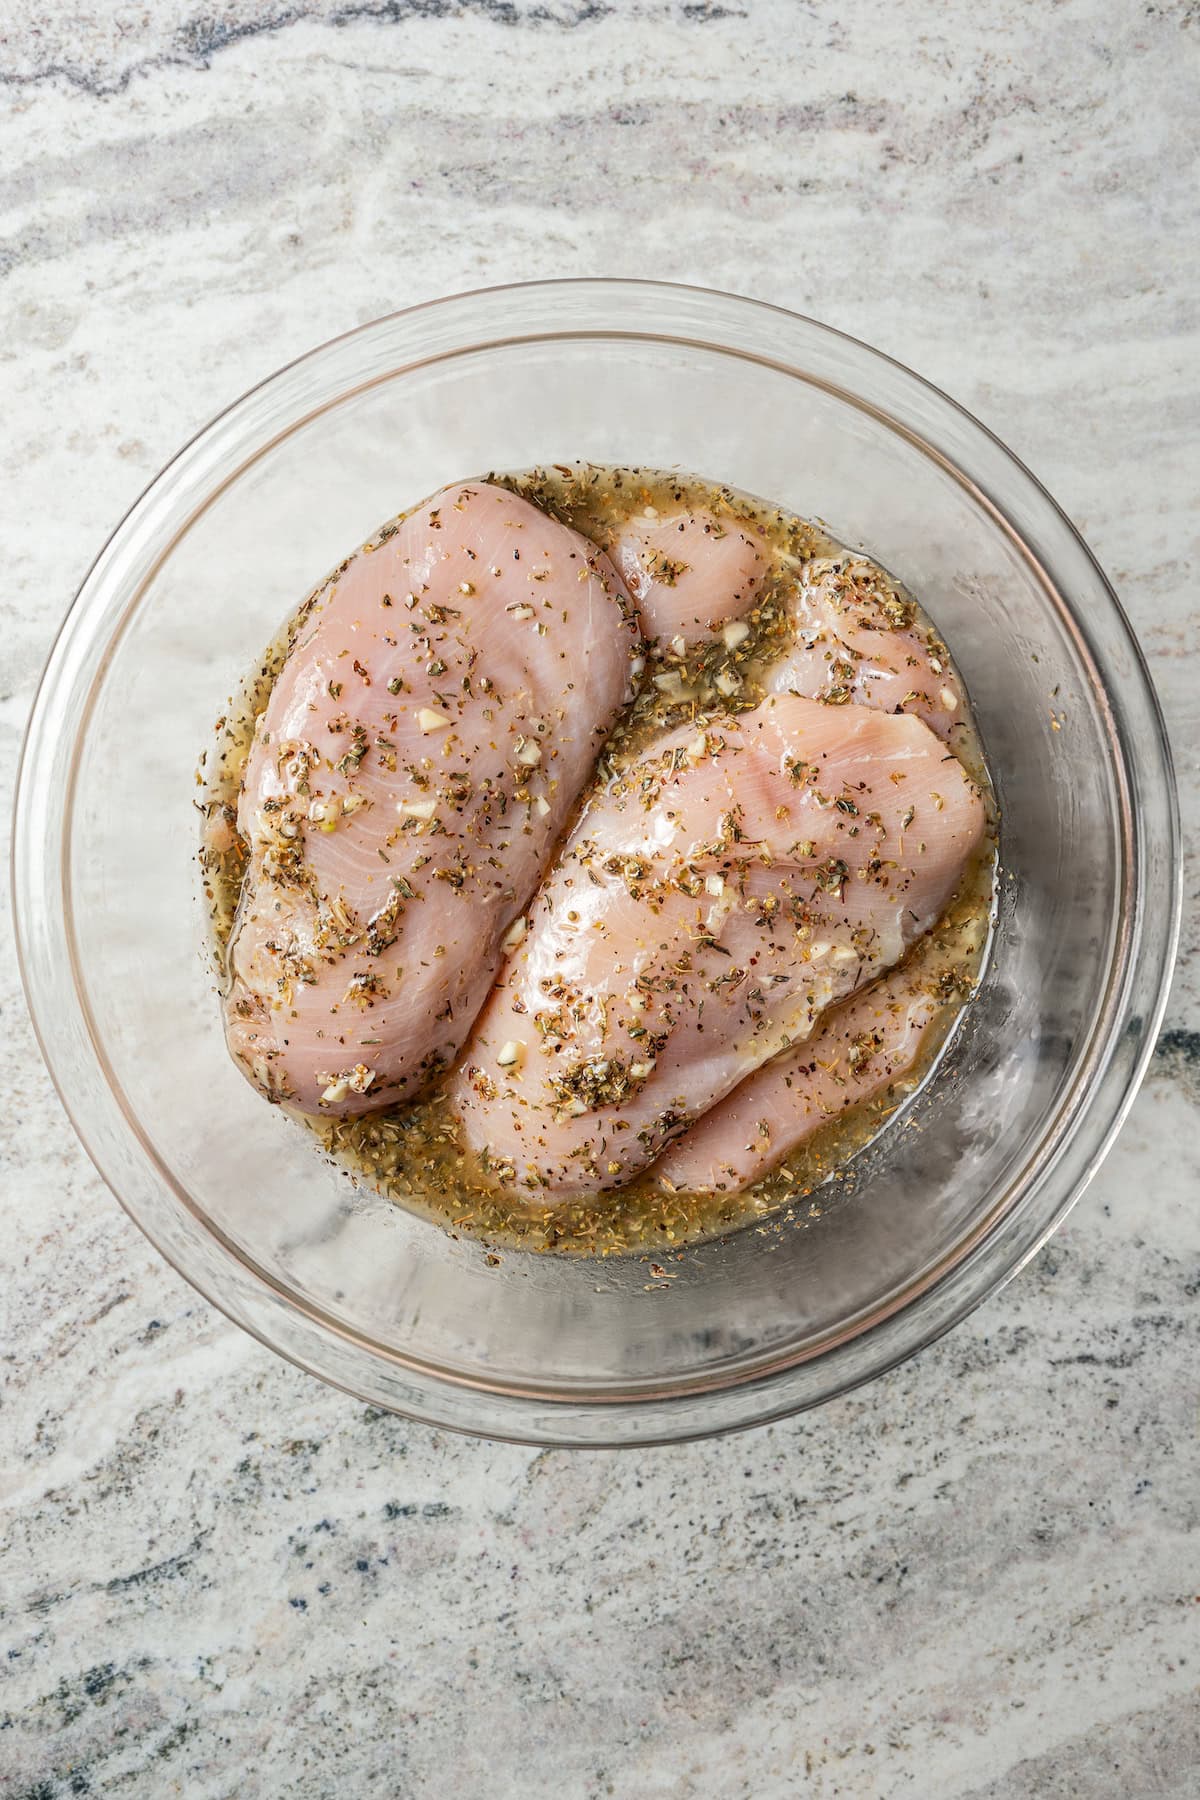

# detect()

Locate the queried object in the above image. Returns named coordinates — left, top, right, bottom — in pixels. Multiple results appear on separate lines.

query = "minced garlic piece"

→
left=501, top=915, right=527, bottom=951
left=320, top=1064, right=374, bottom=1104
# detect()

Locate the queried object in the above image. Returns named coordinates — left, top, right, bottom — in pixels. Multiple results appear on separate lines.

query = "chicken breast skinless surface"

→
left=224, top=482, right=640, bottom=1114
left=451, top=693, right=985, bottom=1195
left=766, top=554, right=968, bottom=743
left=612, top=509, right=771, bottom=649
left=655, top=546, right=982, bottom=1193
left=655, top=963, right=939, bottom=1194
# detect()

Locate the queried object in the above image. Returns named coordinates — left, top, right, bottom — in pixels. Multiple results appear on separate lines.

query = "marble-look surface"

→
left=2, top=2, right=1197, bottom=1794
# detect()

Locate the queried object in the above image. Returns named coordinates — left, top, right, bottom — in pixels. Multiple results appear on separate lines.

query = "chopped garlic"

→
left=715, top=668, right=741, bottom=697
left=327, top=895, right=355, bottom=934
left=399, top=798, right=437, bottom=822
left=831, top=944, right=859, bottom=964
left=341, top=792, right=367, bottom=815
left=629, top=1060, right=655, bottom=1081
left=321, top=1065, right=374, bottom=1103
left=513, top=737, right=542, bottom=767
left=705, top=873, right=726, bottom=897
left=706, top=893, right=735, bottom=933
left=506, top=604, right=535, bottom=621
left=417, top=707, right=451, bottom=733
left=501, top=915, right=527, bottom=951
left=496, top=1040, right=525, bottom=1069
left=722, top=620, right=750, bottom=650
left=686, top=732, right=708, bottom=762
left=939, top=687, right=958, bottom=712
left=670, top=634, right=687, bottom=656
left=308, top=797, right=340, bottom=824
left=534, top=794, right=551, bottom=817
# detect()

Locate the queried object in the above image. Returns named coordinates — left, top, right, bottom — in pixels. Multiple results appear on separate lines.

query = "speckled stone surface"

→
left=1, top=3, right=1197, bottom=1795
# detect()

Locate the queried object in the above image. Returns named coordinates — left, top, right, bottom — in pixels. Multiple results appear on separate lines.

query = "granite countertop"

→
left=2, top=2, right=1197, bottom=1794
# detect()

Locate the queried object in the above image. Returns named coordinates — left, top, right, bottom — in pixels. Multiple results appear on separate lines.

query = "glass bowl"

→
left=13, top=281, right=1180, bottom=1445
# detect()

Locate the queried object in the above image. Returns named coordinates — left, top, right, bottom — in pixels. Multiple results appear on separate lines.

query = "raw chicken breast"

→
left=654, top=964, right=938, bottom=1193
left=613, top=509, right=770, bottom=647
left=672, top=551, right=977, bottom=1193
left=451, top=693, right=984, bottom=1194
left=225, top=482, right=638, bottom=1113
left=766, top=556, right=968, bottom=741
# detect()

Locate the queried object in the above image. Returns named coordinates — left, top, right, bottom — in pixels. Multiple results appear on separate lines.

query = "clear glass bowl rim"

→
left=12, top=278, right=1181, bottom=1446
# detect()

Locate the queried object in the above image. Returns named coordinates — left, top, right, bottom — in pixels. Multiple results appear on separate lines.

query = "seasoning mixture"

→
left=200, top=466, right=995, bottom=1256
